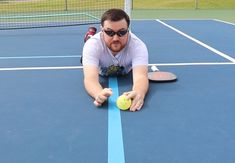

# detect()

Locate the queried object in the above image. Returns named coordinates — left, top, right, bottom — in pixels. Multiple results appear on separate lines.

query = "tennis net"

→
left=0, top=0, right=127, bottom=30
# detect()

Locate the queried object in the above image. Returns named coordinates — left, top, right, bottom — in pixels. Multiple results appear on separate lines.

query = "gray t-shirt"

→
left=82, top=31, right=148, bottom=76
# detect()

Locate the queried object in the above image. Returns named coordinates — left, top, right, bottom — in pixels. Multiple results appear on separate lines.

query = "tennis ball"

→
left=116, top=95, right=132, bottom=110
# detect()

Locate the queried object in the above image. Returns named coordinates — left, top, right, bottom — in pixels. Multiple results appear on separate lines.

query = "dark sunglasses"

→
left=103, top=29, right=128, bottom=37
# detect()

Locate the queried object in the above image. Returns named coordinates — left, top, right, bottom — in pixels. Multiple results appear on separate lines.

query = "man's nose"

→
left=112, top=34, right=119, bottom=40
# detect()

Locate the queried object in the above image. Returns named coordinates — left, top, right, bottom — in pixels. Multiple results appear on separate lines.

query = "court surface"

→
left=1, top=19, right=235, bottom=163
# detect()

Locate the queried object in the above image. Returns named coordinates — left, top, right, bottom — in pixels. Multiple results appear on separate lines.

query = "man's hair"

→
left=101, top=8, right=130, bottom=27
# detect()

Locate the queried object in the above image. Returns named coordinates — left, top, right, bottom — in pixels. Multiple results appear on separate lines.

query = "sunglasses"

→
left=103, top=29, right=128, bottom=37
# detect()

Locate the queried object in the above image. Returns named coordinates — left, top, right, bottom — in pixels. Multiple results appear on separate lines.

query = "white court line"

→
left=149, top=62, right=235, bottom=67
left=0, top=66, right=83, bottom=71
left=0, top=55, right=81, bottom=60
left=213, top=19, right=235, bottom=26
left=156, top=19, right=235, bottom=63
left=0, top=62, right=234, bottom=71
left=157, top=18, right=212, bottom=21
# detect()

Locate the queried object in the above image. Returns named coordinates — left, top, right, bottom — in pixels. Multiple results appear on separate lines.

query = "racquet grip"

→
left=151, top=65, right=159, bottom=72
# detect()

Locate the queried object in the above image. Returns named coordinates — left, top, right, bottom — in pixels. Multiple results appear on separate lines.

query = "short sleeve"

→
left=130, top=34, right=149, bottom=67
left=82, top=38, right=101, bottom=67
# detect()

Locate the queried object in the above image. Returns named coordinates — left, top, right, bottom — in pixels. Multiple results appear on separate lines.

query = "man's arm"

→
left=124, top=65, right=149, bottom=111
left=83, top=65, right=112, bottom=106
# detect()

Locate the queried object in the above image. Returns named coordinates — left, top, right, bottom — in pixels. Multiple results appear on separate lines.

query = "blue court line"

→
left=108, top=77, right=125, bottom=163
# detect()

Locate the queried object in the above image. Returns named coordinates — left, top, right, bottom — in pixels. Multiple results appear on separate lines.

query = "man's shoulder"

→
left=85, top=32, right=103, bottom=46
left=91, top=32, right=102, bottom=41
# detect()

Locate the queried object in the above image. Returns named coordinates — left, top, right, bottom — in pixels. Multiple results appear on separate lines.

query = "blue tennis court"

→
left=1, top=19, right=235, bottom=163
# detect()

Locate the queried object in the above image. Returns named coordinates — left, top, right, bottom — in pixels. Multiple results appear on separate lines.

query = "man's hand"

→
left=122, top=65, right=148, bottom=112
left=123, top=91, right=144, bottom=112
left=94, top=88, right=113, bottom=106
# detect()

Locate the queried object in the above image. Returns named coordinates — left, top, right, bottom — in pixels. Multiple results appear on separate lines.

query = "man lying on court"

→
left=82, top=8, right=149, bottom=112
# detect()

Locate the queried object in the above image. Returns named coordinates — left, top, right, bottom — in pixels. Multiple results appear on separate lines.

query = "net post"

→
left=64, top=0, right=68, bottom=11
left=195, top=0, right=199, bottom=9
left=124, top=0, right=132, bottom=18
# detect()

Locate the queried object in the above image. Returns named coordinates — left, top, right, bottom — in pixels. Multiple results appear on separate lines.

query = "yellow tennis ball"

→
left=116, top=95, right=132, bottom=110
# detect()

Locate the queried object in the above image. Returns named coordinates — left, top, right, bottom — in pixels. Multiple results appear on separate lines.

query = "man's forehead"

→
left=103, top=19, right=128, bottom=29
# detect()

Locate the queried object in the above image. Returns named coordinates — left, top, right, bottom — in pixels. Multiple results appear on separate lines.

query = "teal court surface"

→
left=0, top=19, right=235, bottom=163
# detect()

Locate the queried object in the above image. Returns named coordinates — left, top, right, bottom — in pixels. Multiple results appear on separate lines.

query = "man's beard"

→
left=108, top=41, right=125, bottom=53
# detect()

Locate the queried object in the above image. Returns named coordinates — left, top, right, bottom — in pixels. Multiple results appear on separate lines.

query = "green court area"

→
left=132, top=9, right=235, bottom=23
left=131, top=0, right=235, bottom=23
left=133, top=0, right=235, bottom=9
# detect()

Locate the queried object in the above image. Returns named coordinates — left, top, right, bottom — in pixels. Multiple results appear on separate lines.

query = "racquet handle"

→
left=151, top=65, right=159, bottom=72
